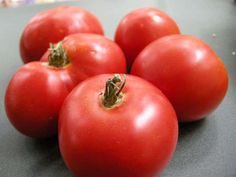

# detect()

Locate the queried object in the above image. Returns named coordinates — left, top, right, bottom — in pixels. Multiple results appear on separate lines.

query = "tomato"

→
left=5, top=61, right=75, bottom=138
left=115, top=7, right=180, bottom=69
left=131, top=35, right=228, bottom=122
left=59, top=74, right=178, bottom=177
left=41, top=33, right=127, bottom=83
left=6, top=33, right=126, bottom=138
left=20, top=6, right=104, bottom=63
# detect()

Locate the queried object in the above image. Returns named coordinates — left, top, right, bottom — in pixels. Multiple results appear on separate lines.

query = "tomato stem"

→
left=102, top=74, right=126, bottom=108
left=48, top=42, right=69, bottom=67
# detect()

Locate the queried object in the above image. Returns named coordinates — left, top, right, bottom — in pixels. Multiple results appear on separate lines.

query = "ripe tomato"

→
left=41, top=33, right=127, bottom=83
left=131, top=35, right=228, bottom=122
left=20, top=6, right=104, bottom=63
left=115, top=7, right=180, bottom=69
left=5, top=61, right=75, bottom=138
left=59, top=74, right=178, bottom=177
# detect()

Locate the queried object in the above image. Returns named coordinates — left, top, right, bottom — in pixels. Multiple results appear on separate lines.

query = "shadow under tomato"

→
left=24, top=136, right=72, bottom=177
left=161, top=116, right=218, bottom=176
left=178, top=118, right=206, bottom=138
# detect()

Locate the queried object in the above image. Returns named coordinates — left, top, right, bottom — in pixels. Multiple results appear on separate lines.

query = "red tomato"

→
left=115, top=7, right=180, bottom=69
left=20, top=6, right=104, bottom=63
left=59, top=74, right=178, bottom=177
left=41, top=33, right=127, bottom=83
left=5, top=62, right=75, bottom=138
left=131, top=35, right=228, bottom=122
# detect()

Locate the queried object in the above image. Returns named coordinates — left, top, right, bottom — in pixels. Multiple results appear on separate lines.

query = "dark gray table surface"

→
left=0, top=0, right=236, bottom=177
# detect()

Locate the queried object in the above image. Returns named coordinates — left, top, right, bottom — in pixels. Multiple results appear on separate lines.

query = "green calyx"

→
left=48, top=42, right=69, bottom=68
left=102, top=74, right=126, bottom=108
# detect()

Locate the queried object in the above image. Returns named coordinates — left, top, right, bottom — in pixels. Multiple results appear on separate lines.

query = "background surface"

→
left=0, top=0, right=236, bottom=176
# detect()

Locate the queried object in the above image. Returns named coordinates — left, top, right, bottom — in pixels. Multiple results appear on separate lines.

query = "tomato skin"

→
left=59, top=74, right=178, bottom=177
left=115, top=7, right=180, bottom=68
left=20, top=6, right=104, bottom=63
left=41, top=33, right=127, bottom=83
left=5, top=62, right=75, bottom=138
left=131, top=35, right=228, bottom=122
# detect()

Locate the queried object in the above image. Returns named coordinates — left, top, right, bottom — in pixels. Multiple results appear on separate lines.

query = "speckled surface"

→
left=0, top=0, right=236, bottom=177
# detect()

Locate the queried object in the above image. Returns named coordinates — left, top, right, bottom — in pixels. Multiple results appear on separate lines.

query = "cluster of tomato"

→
left=4, top=6, right=228, bottom=177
